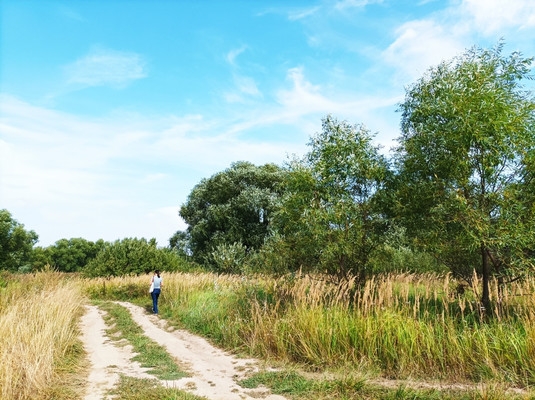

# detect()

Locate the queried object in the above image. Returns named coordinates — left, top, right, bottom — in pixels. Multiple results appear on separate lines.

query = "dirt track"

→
left=80, top=302, right=286, bottom=400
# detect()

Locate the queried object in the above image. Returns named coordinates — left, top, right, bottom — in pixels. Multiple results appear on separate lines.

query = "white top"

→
left=152, top=276, right=162, bottom=289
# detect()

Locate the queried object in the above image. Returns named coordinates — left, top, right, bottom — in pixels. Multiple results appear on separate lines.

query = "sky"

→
left=1, top=0, right=535, bottom=247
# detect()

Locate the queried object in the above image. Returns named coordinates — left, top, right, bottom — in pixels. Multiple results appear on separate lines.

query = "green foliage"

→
left=271, top=116, right=389, bottom=282
left=238, top=370, right=487, bottom=400
left=369, top=225, right=447, bottom=274
left=173, top=289, right=242, bottom=344
left=209, top=242, right=247, bottom=274
left=83, top=238, right=186, bottom=277
left=0, top=209, right=38, bottom=272
left=395, top=42, right=535, bottom=303
left=33, top=238, right=106, bottom=272
left=168, top=230, right=192, bottom=258
left=179, top=161, right=286, bottom=269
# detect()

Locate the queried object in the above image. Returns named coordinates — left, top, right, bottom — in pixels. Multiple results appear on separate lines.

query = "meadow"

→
left=1, top=269, right=535, bottom=399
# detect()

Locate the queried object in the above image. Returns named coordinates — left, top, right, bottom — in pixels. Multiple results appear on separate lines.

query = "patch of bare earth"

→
left=80, top=302, right=286, bottom=400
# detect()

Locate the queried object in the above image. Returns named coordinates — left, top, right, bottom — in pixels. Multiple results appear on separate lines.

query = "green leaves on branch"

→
left=83, top=238, right=185, bottom=277
left=179, top=161, right=285, bottom=270
left=272, top=116, right=390, bottom=282
left=395, top=42, right=535, bottom=304
left=0, top=209, right=38, bottom=272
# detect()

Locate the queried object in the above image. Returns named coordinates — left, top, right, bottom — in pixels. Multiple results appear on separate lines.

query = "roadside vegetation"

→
left=0, top=270, right=86, bottom=400
left=2, top=271, right=534, bottom=399
left=83, top=271, right=535, bottom=398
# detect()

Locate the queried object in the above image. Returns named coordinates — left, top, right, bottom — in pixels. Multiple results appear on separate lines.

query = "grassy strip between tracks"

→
left=97, top=301, right=188, bottom=381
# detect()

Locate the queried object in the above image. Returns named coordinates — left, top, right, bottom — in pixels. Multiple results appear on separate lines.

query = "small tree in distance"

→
left=0, top=209, right=38, bottom=272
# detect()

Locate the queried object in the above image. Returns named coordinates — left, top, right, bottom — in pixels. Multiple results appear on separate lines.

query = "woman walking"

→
left=150, top=270, right=163, bottom=314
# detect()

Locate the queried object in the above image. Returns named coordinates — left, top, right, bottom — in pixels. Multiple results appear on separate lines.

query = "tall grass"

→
left=0, top=271, right=85, bottom=400
left=84, top=271, right=535, bottom=387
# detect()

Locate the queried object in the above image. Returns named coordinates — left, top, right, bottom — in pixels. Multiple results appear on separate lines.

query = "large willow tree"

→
left=395, top=43, right=535, bottom=310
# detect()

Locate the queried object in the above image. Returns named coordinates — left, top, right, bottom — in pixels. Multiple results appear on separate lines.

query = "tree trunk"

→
left=481, top=243, right=491, bottom=313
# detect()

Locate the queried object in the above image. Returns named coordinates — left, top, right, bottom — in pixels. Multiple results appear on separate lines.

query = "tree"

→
left=48, top=238, right=105, bottom=272
left=83, top=237, right=185, bottom=277
left=0, top=209, right=38, bottom=272
left=168, top=230, right=192, bottom=258
left=179, top=161, right=286, bottom=269
left=272, top=116, right=389, bottom=282
left=395, top=43, right=535, bottom=310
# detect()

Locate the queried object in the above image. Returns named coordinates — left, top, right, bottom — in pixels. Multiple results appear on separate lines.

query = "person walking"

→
left=150, top=270, right=163, bottom=314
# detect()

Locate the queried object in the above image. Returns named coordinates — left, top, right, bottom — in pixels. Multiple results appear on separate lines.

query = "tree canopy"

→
left=33, top=238, right=106, bottom=272
left=0, top=209, right=38, bottom=272
left=395, top=43, right=535, bottom=308
left=179, top=161, right=286, bottom=269
left=83, top=237, right=185, bottom=277
left=271, top=115, right=389, bottom=282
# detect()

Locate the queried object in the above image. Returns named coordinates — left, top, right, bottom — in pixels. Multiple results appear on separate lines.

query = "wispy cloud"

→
left=382, top=19, right=463, bottom=81
left=378, top=0, right=535, bottom=86
left=64, top=46, right=147, bottom=89
left=226, top=45, right=248, bottom=66
left=334, top=0, right=383, bottom=11
left=287, top=6, right=321, bottom=21
left=224, top=46, right=262, bottom=103
left=461, top=0, right=535, bottom=34
left=0, top=94, right=308, bottom=245
left=277, top=67, right=335, bottom=114
left=58, top=6, right=85, bottom=22
left=224, top=75, right=262, bottom=103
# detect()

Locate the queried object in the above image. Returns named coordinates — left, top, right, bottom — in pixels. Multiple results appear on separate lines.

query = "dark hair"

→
left=155, top=270, right=161, bottom=278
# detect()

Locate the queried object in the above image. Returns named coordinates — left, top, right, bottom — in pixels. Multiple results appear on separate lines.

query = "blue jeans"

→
left=151, top=288, right=161, bottom=313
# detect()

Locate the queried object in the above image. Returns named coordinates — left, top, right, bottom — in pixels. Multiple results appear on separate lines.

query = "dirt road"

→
left=80, top=302, right=286, bottom=400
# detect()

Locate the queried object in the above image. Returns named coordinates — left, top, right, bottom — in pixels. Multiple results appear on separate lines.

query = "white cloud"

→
left=0, top=94, right=310, bottom=246
left=234, top=75, right=261, bottom=97
left=277, top=67, right=336, bottom=114
left=64, top=46, right=147, bottom=88
left=224, top=75, right=262, bottom=103
left=334, top=0, right=383, bottom=11
left=382, top=19, right=464, bottom=81
left=287, top=6, right=320, bottom=21
left=226, top=45, right=248, bottom=66
left=461, top=0, right=535, bottom=34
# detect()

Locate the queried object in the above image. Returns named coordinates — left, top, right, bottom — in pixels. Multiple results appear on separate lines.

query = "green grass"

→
left=97, top=301, right=188, bottom=380
left=238, top=370, right=532, bottom=400
left=84, top=272, right=535, bottom=392
left=108, top=375, right=206, bottom=400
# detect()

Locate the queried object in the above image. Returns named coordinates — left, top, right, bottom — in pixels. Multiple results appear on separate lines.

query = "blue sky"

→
left=1, top=0, right=535, bottom=247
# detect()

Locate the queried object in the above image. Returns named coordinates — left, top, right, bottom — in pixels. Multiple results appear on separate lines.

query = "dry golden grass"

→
left=0, top=271, right=85, bottom=400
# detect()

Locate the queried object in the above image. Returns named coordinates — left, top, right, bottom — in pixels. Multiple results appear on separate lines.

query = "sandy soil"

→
left=80, top=302, right=286, bottom=400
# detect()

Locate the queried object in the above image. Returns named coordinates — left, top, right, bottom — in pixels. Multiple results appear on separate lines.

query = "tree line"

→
left=2, top=43, right=534, bottom=308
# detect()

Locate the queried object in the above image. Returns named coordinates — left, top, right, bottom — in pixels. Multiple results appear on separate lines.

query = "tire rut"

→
left=80, top=302, right=286, bottom=400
